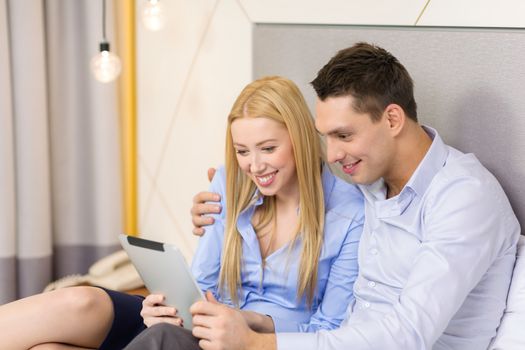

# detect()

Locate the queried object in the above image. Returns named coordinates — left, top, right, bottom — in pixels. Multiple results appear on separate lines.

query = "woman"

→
left=0, top=76, right=363, bottom=349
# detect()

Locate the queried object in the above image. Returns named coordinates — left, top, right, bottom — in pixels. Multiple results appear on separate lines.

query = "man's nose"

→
left=326, top=139, right=345, bottom=164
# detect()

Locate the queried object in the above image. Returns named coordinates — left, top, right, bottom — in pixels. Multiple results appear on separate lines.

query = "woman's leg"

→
left=0, top=286, right=113, bottom=350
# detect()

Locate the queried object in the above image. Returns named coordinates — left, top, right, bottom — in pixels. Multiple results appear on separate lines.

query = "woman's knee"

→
left=48, top=286, right=111, bottom=315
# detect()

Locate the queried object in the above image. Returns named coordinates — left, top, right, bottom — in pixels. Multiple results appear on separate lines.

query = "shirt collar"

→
left=359, top=125, right=449, bottom=218
left=239, top=189, right=264, bottom=218
left=406, top=126, right=449, bottom=197
left=235, top=190, right=264, bottom=253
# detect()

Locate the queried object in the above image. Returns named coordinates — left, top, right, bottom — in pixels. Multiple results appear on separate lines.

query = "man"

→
left=125, top=42, right=520, bottom=350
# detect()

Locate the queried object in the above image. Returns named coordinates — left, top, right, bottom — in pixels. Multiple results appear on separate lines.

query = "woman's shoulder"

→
left=209, top=165, right=227, bottom=193
left=213, top=165, right=227, bottom=181
left=206, top=165, right=227, bottom=221
left=321, top=167, right=364, bottom=239
left=322, top=166, right=364, bottom=212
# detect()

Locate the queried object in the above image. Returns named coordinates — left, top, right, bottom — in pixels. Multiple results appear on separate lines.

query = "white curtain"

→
left=0, top=0, right=122, bottom=303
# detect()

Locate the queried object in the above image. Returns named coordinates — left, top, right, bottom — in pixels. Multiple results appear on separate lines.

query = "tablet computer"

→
left=118, top=234, right=205, bottom=329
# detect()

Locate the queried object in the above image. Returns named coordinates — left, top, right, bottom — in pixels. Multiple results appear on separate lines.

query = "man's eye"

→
left=338, top=134, right=351, bottom=140
left=236, top=149, right=248, bottom=156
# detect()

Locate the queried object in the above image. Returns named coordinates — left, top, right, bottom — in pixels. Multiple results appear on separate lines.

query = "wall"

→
left=254, top=24, right=525, bottom=229
left=136, top=0, right=524, bottom=260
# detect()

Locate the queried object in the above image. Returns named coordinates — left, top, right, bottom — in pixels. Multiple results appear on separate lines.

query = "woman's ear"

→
left=384, top=104, right=405, bottom=136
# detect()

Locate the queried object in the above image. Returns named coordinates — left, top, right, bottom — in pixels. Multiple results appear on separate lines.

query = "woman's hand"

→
left=140, top=294, right=183, bottom=328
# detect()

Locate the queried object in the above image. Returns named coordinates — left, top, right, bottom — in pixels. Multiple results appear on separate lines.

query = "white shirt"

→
left=277, top=126, right=520, bottom=350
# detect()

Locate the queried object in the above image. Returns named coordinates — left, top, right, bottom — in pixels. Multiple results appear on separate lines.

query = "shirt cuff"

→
left=276, top=332, right=316, bottom=350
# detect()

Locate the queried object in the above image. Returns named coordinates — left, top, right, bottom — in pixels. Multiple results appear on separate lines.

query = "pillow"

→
left=489, top=235, right=525, bottom=349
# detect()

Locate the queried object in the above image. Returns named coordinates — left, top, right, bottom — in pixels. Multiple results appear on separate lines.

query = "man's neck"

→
left=385, top=124, right=432, bottom=198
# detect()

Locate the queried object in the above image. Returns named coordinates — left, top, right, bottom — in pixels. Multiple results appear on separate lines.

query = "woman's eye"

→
left=236, top=149, right=248, bottom=156
left=262, top=146, right=276, bottom=153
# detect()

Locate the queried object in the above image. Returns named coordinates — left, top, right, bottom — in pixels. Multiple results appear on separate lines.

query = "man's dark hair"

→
left=311, top=42, right=418, bottom=122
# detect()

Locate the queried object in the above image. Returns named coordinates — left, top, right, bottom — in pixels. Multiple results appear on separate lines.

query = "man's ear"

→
left=384, top=104, right=405, bottom=136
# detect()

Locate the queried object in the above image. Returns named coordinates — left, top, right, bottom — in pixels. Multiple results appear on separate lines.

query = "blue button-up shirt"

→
left=277, top=126, right=520, bottom=349
left=191, top=165, right=364, bottom=332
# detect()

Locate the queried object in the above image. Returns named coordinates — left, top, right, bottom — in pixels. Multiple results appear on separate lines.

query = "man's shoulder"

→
left=434, top=146, right=500, bottom=190
left=422, top=145, right=520, bottom=254
left=426, top=146, right=514, bottom=220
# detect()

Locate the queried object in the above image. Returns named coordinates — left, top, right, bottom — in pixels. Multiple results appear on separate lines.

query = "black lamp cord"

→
left=100, top=0, right=109, bottom=52
left=102, top=0, right=107, bottom=41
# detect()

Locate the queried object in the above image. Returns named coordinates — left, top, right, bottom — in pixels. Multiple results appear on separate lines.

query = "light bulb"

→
left=90, top=42, right=122, bottom=83
left=142, top=0, right=164, bottom=31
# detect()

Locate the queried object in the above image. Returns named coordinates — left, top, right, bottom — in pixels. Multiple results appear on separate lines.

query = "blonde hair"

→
left=219, top=76, right=325, bottom=307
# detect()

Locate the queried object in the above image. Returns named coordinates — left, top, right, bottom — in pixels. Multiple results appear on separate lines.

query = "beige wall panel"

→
left=139, top=0, right=251, bottom=258
left=137, top=0, right=217, bottom=221
left=418, top=0, right=525, bottom=27
left=140, top=190, right=197, bottom=262
left=138, top=157, right=154, bottom=229
left=239, top=0, right=425, bottom=25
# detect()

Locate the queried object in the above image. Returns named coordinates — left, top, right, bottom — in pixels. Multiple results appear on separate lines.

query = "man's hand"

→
left=191, top=192, right=222, bottom=236
left=191, top=167, right=221, bottom=236
left=240, top=310, right=275, bottom=333
left=190, top=291, right=275, bottom=350
left=206, top=168, right=216, bottom=183
left=140, top=294, right=183, bottom=328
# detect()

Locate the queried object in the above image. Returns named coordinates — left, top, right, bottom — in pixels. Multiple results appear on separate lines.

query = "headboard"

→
left=253, top=24, right=525, bottom=233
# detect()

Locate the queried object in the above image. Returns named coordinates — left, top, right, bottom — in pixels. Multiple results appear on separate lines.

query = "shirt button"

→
left=368, top=281, right=376, bottom=288
left=370, top=248, right=378, bottom=255
left=364, top=302, right=370, bottom=308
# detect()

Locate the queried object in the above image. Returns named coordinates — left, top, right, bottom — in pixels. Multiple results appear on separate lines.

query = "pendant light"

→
left=91, top=0, right=122, bottom=83
left=142, top=0, right=165, bottom=31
